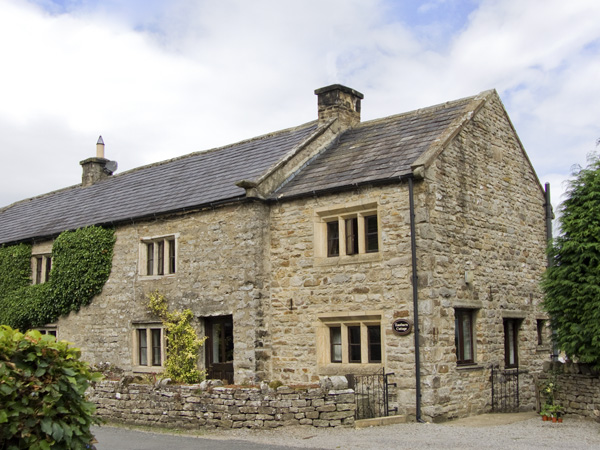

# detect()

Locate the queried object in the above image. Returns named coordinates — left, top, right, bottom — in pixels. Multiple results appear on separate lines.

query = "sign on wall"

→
left=392, top=318, right=413, bottom=336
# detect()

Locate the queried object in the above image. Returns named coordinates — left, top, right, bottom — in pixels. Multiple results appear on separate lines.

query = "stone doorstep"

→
left=354, top=415, right=408, bottom=429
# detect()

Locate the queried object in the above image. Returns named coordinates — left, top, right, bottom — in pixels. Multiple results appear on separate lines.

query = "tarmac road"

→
left=92, top=412, right=600, bottom=450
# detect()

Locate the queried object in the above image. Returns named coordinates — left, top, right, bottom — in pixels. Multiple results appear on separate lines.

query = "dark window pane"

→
left=345, top=218, right=358, bottom=255
left=157, top=240, right=165, bottom=276
left=147, top=243, right=154, bottom=276
left=45, top=257, right=52, bottom=282
left=368, top=325, right=381, bottom=363
left=536, top=319, right=544, bottom=345
left=138, top=329, right=148, bottom=365
left=330, top=327, right=342, bottom=363
left=504, top=319, right=519, bottom=368
left=455, top=309, right=474, bottom=364
left=327, top=221, right=339, bottom=257
left=168, top=239, right=176, bottom=274
left=348, top=326, right=362, bottom=363
left=365, top=215, right=379, bottom=253
left=35, top=257, right=43, bottom=284
left=151, top=329, right=162, bottom=366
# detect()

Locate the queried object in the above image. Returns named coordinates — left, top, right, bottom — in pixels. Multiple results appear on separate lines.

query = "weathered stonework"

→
left=88, top=381, right=355, bottom=428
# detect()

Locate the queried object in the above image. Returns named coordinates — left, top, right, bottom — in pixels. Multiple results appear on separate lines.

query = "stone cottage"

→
left=0, top=84, right=552, bottom=421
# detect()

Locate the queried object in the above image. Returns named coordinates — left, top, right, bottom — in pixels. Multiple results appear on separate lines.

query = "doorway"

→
left=204, top=315, right=234, bottom=384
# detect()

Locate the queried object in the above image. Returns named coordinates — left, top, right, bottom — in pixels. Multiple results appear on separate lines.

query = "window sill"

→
left=132, top=366, right=164, bottom=374
left=318, top=363, right=384, bottom=376
left=456, top=364, right=484, bottom=372
left=315, top=252, right=381, bottom=267
left=137, top=274, right=177, bottom=281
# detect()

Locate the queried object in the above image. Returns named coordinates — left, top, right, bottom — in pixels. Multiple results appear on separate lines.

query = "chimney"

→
left=80, top=136, right=116, bottom=187
left=314, top=84, right=363, bottom=129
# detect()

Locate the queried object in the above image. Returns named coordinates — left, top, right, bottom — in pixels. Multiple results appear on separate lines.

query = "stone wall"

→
left=414, top=94, right=549, bottom=420
left=49, top=200, right=271, bottom=384
left=88, top=381, right=356, bottom=429
left=538, top=362, right=600, bottom=420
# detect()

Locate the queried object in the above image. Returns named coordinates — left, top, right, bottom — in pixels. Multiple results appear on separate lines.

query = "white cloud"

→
left=0, top=0, right=598, bottom=214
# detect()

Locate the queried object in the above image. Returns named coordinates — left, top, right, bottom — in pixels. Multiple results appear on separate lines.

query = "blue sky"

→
left=1, top=0, right=599, bottom=217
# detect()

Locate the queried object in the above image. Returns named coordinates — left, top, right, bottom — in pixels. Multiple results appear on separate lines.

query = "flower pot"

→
left=558, top=417, right=563, bottom=423
left=542, top=415, right=548, bottom=421
left=552, top=417, right=557, bottom=423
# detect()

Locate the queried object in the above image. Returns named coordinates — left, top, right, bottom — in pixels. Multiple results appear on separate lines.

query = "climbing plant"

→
left=0, top=226, right=115, bottom=330
left=147, top=291, right=206, bottom=384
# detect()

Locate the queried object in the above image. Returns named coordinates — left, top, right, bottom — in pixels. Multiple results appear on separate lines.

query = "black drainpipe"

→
left=544, top=182, right=559, bottom=362
left=408, top=177, right=423, bottom=422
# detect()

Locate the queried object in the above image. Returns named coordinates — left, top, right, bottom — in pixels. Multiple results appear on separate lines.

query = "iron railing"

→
left=347, top=368, right=397, bottom=419
left=491, top=364, right=520, bottom=412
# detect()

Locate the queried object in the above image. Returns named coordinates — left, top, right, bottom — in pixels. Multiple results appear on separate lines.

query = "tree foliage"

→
left=0, top=326, right=102, bottom=449
left=147, top=291, right=206, bottom=384
left=542, top=155, right=600, bottom=367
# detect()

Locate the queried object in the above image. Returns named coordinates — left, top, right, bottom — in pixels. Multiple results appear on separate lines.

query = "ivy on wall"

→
left=0, top=226, right=115, bottom=330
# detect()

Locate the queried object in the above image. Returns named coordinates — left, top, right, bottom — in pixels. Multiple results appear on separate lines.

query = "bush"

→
left=0, top=326, right=102, bottom=449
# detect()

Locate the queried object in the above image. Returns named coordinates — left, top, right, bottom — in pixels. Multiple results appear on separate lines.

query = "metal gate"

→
left=491, top=364, right=520, bottom=412
left=346, top=368, right=397, bottom=420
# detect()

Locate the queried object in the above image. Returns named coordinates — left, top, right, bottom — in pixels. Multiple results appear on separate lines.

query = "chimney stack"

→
left=80, top=136, right=114, bottom=187
left=314, top=84, right=363, bottom=130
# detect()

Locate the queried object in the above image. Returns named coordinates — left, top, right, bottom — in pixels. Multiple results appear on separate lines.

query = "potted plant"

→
left=540, top=404, right=551, bottom=421
left=550, top=404, right=564, bottom=423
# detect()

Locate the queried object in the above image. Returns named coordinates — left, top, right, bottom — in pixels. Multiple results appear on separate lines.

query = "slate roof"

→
left=271, top=95, right=475, bottom=199
left=0, top=91, right=483, bottom=245
left=0, top=123, right=318, bottom=245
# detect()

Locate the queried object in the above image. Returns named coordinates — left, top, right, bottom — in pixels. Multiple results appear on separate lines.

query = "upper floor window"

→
left=32, top=254, right=52, bottom=284
left=141, top=235, right=177, bottom=277
left=315, top=202, right=380, bottom=264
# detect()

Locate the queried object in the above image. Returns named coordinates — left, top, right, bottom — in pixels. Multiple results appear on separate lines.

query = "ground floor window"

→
left=504, top=319, right=520, bottom=368
left=36, top=327, right=57, bottom=338
left=133, top=324, right=165, bottom=369
left=319, top=315, right=382, bottom=366
left=455, top=308, right=476, bottom=365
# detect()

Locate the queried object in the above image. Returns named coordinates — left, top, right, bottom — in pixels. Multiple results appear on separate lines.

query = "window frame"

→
left=315, top=202, right=381, bottom=265
left=140, top=235, right=178, bottom=278
left=504, top=318, right=520, bottom=368
left=132, top=324, right=166, bottom=371
left=32, top=254, right=52, bottom=284
left=318, top=315, right=383, bottom=367
left=455, top=308, right=476, bottom=365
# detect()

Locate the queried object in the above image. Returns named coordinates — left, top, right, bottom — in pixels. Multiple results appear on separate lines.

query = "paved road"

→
left=92, top=413, right=600, bottom=450
left=92, top=426, right=317, bottom=450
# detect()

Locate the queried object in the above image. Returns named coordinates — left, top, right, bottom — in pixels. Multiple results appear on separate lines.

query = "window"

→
left=32, top=254, right=52, bottom=284
left=455, top=309, right=475, bottom=365
left=36, top=327, right=57, bottom=338
left=141, top=235, right=177, bottom=277
left=133, top=325, right=165, bottom=369
left=320, top=317, right=383, bottom=365
left=504, top=319, right=520, bottom=368
left=536, top=319, right=546, bottom=346
left=316, top=202, right=380, bottom=262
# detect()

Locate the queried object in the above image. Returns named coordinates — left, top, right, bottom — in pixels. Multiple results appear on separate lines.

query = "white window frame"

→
left=314, top=202, right=381, bottom=266
left=35, top=326, right=57, bottom=338
left=132, top=323, right=166, bottom=372
left=139, top=234, right=178, bottom=278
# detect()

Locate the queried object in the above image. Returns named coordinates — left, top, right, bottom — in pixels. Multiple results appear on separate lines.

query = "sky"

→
left=0, top=0, right=599, bottom=221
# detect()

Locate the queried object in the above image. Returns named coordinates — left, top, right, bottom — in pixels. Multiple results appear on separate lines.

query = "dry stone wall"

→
left=539, top=362, right=600, bottom=420
left=88, top=381, right=355, bottom=428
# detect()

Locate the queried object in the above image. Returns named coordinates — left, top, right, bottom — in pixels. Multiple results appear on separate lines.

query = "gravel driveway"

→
left=196, top=412, right=600, bottom=450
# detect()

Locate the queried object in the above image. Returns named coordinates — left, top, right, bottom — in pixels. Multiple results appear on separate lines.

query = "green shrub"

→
left=147, top=291, right=206, bottom=384
left=0, top=326, right=102, bottom=449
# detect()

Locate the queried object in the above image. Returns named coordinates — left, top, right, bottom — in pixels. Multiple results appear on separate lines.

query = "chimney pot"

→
left=96, top=135, right=105, bottom=158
